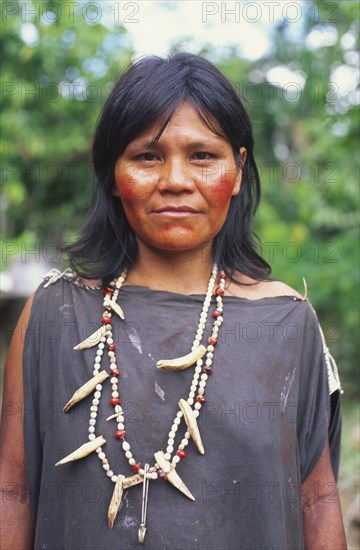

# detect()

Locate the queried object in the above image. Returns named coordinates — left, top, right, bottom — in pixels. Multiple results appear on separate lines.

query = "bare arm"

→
left=0, top=295, right=35, bottom=550
left=301, top=436, right=347, bottom=549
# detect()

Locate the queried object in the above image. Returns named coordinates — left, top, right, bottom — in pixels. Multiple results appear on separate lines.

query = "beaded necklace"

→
left=55, top=264, right=226, bottom=543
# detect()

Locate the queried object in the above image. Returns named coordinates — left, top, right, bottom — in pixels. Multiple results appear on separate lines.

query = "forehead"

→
left=131, top=101, right=226, bottom=145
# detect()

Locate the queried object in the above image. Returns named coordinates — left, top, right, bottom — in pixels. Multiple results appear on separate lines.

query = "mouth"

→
left=151, top=206, right=202, bottom=217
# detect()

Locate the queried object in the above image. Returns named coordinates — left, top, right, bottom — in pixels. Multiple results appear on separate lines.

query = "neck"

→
left=125, top=246, right=215, bottom=295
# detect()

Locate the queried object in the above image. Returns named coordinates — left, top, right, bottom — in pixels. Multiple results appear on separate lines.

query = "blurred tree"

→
left=1, top=0, right=133, bottom=253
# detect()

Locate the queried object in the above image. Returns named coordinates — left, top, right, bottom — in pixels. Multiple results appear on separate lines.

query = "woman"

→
left=1, top=53, right=346, bottom=549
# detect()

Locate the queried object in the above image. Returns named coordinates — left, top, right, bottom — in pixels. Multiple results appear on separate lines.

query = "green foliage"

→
left=1, top=1, right=358, bottom=392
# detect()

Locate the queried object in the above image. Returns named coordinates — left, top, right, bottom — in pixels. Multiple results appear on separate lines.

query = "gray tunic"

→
left=23, top=274, right=341, bottom=550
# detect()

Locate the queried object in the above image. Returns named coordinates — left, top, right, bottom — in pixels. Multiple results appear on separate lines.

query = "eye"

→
left=135, top=152, right=158, bottom=161
left=192, top=152, right=214, bottom=161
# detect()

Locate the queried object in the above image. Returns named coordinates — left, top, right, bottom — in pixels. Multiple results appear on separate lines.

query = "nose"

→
left=158, top=158, right=195, bottom=193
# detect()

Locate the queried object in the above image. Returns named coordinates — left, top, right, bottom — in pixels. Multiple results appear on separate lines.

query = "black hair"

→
left=64, top=52, right=271, bottom=283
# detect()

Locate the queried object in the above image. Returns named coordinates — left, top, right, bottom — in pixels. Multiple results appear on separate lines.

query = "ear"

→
left=112, top=159, right=122, bottom=197
left=232, top=147, right=247, bottom=197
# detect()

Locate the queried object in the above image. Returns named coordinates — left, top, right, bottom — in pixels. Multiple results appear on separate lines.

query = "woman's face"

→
left=113, top=101, right=246, bottom=255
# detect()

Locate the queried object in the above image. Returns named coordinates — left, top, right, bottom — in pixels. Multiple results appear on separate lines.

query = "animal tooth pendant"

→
left=156, top=345, right=207, bottom=371
left=109, top=300, right=125, bottom=320
left=178, top=399, right=205, bottom=455
left=63, top=371, right=109, bottom=412
left=73, top=325, right=107, bottom=350
left=108, top=474, right=125, bottom=529
left=154, top=451, right=195, bottom=501
left=55, top=436, right=106, bottom=466
left=123, top=474, right=143, bottom=489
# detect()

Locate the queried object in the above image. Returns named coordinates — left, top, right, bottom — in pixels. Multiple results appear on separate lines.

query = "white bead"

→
left=187, top=398, right=194, bottom=406
left=129, top=458, right=135, bottom=465
left=194, top=402, right=201, bottom=410
left=194, top=373, right=199, bottom=380
left=117, top=415, right=124, bottom=422
left=189, top=391, right=195, bottom=399
left=176, top=411, right=183, bottom=418
left=218, top=316, right=224, bottom=322
left=174, top=418, right=181, bottom=426
left=178, top=443, right=185, bottom=450
left=199, top=381, right=206, bottom=388
left=112, top=384, right=118, bottom=391
left=115, top=405, right=121, bottom=413
left=164, top=453, right=171, bottom=461
left=207, top=345, right=214, bottom=352
left=112, top=391, right=119, bottom=398
left=117, top=423, right=124, bottom=430
left=172, top=455, right=180, bottom=464
left=195, top=366, right=202, bottom=373
left=168, top=438, right=174, bottom=446
left=95, top=357, right=101, bottom=363
left=169, top=430, right=176, bottom=438
left=99, top=343, right=105, bottom=349
left=190, top=384, right=197, bottom=392
left=125, top=451, right=132, bottom=459
left=93, top=398, right=99, bottom=406
left=185, top=431, right=191, bottom=440
left=207, top=352, right=213, bottom=359
left=96, top=447, right=102, bottom=454
left=103, top=463, right=110, bottom=471
left=111, top=377, right=118, bottom=384
left=90, top=412, right=97, bottom=419
left=98, top=452, right=105, bottom=460
left=107, top=338, right=113, bottom=344
left=198, top=388, right=204, bottom=395
left=111, top=475, right=118, bottom=483
left=166, top=446, right=173, bottom=454
left=89, top=419, right=96, bottom=426
left=139, top=468, right=145, bottom=476
left=163, top=465, right=171, bottom=474
left=94, top=391, right=101, bottom=399
left=88, top=434, right=96, bottom=441
left=106, top=470, right=114, bottom=478
left=151, top=472, right=158, bottom=480
left=193, top=410, right=200, bottom=418
left=201, top=373, right=208, bottom=381
left=88, top=426, right=95, bottom=433
left=92, top=370, right=98, bottom=376
left=122, top=441, right=130, bottom=451
left=90, top=406, right=97, bottom=412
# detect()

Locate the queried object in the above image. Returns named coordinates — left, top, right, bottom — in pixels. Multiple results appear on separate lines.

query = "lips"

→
left=152, top=206, right=201, bottom=214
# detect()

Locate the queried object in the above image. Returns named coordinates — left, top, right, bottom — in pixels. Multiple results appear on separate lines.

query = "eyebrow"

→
left=127, top=138, right=227, bottom=151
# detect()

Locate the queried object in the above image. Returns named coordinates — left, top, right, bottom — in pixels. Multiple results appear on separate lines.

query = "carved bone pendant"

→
left=154, top=451, right=195, bottom=501
left=55, top=436, right=106, bottom=466
left=156, top=345, right=207, bottom=371
left=108, top=474, right=125, bottom=528
left=73, top=325, right=107, bottom=350
left=178, top=399, right=205, bottom=455
left=63, top=370, right=109, bottom=412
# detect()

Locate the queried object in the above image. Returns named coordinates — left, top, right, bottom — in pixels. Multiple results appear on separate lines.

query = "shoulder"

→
left=226, top=273, right=305, bottom=300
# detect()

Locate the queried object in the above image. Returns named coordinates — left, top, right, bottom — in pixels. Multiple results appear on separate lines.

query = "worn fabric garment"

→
left=23, top=274, right=341, bottom=550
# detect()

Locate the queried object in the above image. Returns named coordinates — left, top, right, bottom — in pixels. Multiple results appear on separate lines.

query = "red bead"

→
left=212, top=310, right=220, bottom=319
left=215, top=286, right=224, bottom=296
left=108, top=343, right=116, bottom=351
left=112, top=369, right=120, bottom=377
left=109, top=398, right=121, bottom=407
left=133, top=463, right=141, bottom=472
left=101, top=316, right=111, bottom=325
left=204, top=366, right=213, bottom=375
left=115, top=430, right=126, bottom=439
left=176, top=450, right=187, bottom=459
left=102, top=287, right=114, bottom=295
left=220, top=273, right=228, bottom=280
left=196, top=395, right=206, bottom=404
left=208, top=337, right=217, bottom=346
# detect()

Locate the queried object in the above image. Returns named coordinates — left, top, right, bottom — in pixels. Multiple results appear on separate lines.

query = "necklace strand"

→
left=87, top=265, right=226, bottom=483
